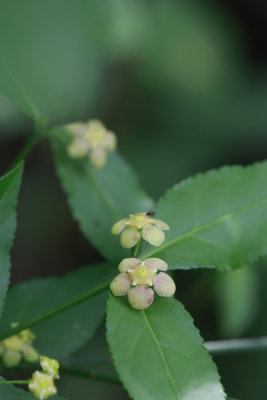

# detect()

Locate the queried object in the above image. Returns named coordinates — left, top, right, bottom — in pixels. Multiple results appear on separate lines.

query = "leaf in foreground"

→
left=107, top=295, right=225, bottom=400
left=0, top=263, right=115, bottom=359
left=140, top=162, right=267, bottom=271
left=51, top=129, right=153, bottom=260
left=0, top=163, right=23, bottom=317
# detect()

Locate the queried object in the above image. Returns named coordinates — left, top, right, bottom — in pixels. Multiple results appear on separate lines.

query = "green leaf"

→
left=51, top=129, right=153, bottom=260
left=106, top=295, right=225, bottom=400
left=215, top=265, right=259, bottom=337
left=0, top=163, right=23, bottom=317
left=140, top=162, right=267, bottom=271
left=0, top=263, right=115, bottom=359
left=0, top=377, right=66, bottom=399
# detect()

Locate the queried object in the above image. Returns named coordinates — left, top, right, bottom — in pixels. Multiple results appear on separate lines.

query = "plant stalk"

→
left=0, top=380, right=29, bottom=385
left=205, top=336, right=267, bottom=355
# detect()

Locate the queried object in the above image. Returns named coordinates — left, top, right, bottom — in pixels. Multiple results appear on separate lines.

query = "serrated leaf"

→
left=51, top=129, right=153, bottom=260
left=0, top=163, right=23, bottom=317
left=106, top=295, right=225, bottom=400
left=215, top=265, right=259, bottom=337
left=140, top=162, right=267, bottom=271
left=0, top=377, right=66, bottom=399
left=0, top=263, right=115, bottom=359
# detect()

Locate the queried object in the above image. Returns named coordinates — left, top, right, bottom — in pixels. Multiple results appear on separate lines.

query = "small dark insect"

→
left=146, top=211, right=156, bottom=216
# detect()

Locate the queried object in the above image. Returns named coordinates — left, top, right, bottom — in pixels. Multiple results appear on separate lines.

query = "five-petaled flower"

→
left=111, top=212, right=169, bottom=248
left=28, top=371, right=57, bottom=400
left=66, top=119, right=117, bottom=168
left=110, top=257, right=176, bottom=310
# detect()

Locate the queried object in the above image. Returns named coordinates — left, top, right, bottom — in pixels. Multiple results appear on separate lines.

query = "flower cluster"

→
left=28, top=356, right=60, bottom=400
left=66, top=119, right=117, bottom=168
left=0, top=324, right=39, bottom=368
left=110, top=212, right=175, bottom=310
left=111, top=212, right=169, bottom=248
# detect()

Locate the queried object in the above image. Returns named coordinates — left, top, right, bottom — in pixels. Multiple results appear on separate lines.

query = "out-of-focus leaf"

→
left=216, top=265, right=259, bottom=337
left=0, top=163, right=23, bottom=317
left=0, top=377, right=66, bottom=399
left=0, top=264, right=115, bottom=359
left=140, top=162, right=267, bottom=271
left=107, top=295, right=225, bottom=400
left=51, top=128, right=153, bottom=260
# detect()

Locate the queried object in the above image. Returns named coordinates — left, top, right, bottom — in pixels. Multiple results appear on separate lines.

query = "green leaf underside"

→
left=0, top=263, right=115, bottom=359
left=0, top=163, right=23, bottom=318
left=107, top=295, right=225, bottom=400
left=140, top=161, right=267, bottom=271
left=0, top=377, right=66, bottom=400
left=51, top=129, right=153, bottom=261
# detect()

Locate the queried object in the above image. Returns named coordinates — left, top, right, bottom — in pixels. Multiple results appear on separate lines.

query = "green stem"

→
left=133, top=238, right=142, bottom=257
left=205, top=336, right=267, bottom=355
left=0, top=282, right=110, bottom=341
left=0, top=380, right=29, bottom=385
left=8, top=130, right=42, bottom=171
left=61, top=367, right=120, bottom=385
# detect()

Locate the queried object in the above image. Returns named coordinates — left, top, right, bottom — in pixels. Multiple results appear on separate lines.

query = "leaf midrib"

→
left=143, top=195, right=267, bottom=260
left=142, top=311, right=180, bottom=399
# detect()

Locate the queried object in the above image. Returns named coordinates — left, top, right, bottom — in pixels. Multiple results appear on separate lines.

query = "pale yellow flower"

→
left=110, top=257, right=176, bottom=310
left=66, top=119, right=117, bottom=168
left=111, top=212, right=169, bottom=248
left=28, top=371, right=57, bottom=400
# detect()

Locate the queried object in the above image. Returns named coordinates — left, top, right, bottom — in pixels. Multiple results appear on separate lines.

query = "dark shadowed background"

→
left=0, top=1, right=266, bottom=398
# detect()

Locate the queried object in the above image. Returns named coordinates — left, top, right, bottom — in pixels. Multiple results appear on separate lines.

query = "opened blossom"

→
left=111, top=212, right=169, bottom=248
left=66, top=119, right=117, bottom=168
left=28, top=371, right=57, bottom=400
left=110, top=257, right=176, bottom=310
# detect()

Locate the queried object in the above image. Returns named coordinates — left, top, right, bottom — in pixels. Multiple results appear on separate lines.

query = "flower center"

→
left=128, top=213, right=152, bottom=229
left=130, top=264, right=156, bottom=286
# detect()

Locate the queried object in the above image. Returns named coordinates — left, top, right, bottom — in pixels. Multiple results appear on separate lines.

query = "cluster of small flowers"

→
left=66, top=119, right=117, bottom=168
left=28, top=355, right=60, bottom=400
left=110, top=212, right=176, bottom=310
left=0, top=323, right=39, bottom=368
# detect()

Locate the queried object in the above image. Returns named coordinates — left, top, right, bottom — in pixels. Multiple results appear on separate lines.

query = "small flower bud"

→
left=2, top=349, right=22, bottom=368
left=40, top=356, right=60, bottom=379
left=20, top=328, right=36, bottom=345
left=3, top=335, right=24, bottom=351
left=28, top=371, right=57, bottom=400
left=110, top=273, right=132, bottom=296
left=22, top=344, right=39, bottom=363
left=154, top=272, right=176, bottom=297
left=127, top=286, right=154, bottom=310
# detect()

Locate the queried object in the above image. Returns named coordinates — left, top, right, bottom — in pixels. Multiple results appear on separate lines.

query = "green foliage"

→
left=140, top=162, right=267, bottom=271
left=51, top=129, right=153, bottom=260
left=0, top=163, right=23, bottom=317
left=107, top=294, right=225, bottom=400
left=216, top=265, right=259, bottom=337
left=0, top=264, right=115, bottom=359
left=0, top=377, right=66, bottom=399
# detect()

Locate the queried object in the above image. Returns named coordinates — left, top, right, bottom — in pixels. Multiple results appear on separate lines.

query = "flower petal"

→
left=22, top=344, right=39, bottom=363
left=118, top=258, right=141, bottom=272
left=111, top=218, right=128, bottom=235
left=127, top=286, right=154, bottom=310
left=152, top=218, right=170, bottom=230
left=110, top=273, right=132, bottom=296
left=67, top=138, right=89, bottom=158
left=2, top=349, right=22, bottom=368
left=65, top=122, right=88, bottom=136
left=143, top=258, right=168, bottom=271
left=89, top=147, right=107, bottom=168
left=120, top=227, right=141, bottom=248
left=154, top=272, right=176, bottom=297
left=142, top=225, right=165, bottom=246
left=105, top=131, right=117, bottom=151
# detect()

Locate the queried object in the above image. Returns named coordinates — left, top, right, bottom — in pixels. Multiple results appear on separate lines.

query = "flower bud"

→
left=3, top=335, right=24, bottom=351
left=2, top=349, right=22, bottom=368
left=40, top=356, right=60, bottom=379
left=154, top=272, right=176, bottom=297
left=22, top=344, right=39, bottom=363
left=110, top=273, right=132, bottom=296
left=127, top=286, right=154, bottom=310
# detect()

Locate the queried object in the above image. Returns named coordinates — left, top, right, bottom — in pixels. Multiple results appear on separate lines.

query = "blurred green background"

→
left=0, top=0, right=266, bottom=398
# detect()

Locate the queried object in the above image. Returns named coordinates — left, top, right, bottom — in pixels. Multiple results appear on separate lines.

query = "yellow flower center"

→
left=128, top=213, right=152, bottom=229
left=130, top=264, right=156, bottom=286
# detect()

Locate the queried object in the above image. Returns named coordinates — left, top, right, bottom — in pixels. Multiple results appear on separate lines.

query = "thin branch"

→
left=0, top=380, right=29, bottom=385
left=0, top=282, right=110, bottom=341
left=205, top=336, right=267, bottom=355
left=8, top=130, right=42, bottom=171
